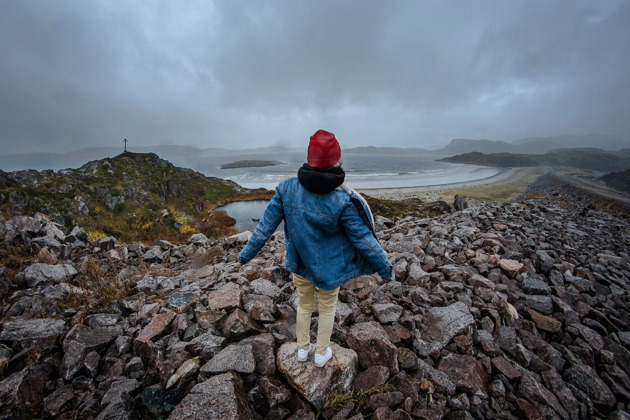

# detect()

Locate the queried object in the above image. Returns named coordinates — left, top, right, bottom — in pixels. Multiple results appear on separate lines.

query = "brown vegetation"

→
left=62, top=255, right=135, bottom=312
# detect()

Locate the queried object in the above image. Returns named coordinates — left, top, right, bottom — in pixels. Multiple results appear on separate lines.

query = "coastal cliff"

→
left=0, top=175, right=629, bottom=419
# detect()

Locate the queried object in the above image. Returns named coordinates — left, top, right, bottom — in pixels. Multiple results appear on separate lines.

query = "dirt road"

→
left=548, top=170, right=630, bottom=207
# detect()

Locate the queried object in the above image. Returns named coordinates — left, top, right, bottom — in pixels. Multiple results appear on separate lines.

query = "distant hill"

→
left=602, top=169, right=630, bottom=194
left=0, top=152, right=246, bottom=242
left=0, top=145, right=302, bottom=172
left=513, top=134, right=630, bottom=151
left=2, top=134, right=628, bottom=172
left=0, top=145, right=236, bottom=172
left=438, top=151, right=541, bottom=167
left=440, top=148, right=630, bottom=172
left=431, top=139, right=522, bottom=155
left=430, top=134, right=630, bottom=155
left=344, top=146, right=429, bottom=154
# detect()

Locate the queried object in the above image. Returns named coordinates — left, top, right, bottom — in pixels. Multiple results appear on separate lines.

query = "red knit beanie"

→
left=307, top=129, right=341, bottom=168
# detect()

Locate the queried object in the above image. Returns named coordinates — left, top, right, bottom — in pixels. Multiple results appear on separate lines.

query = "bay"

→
left=198, top=151, right=500, bottom=190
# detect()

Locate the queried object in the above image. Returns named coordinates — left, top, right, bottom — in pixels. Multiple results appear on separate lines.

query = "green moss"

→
left=0, top=152, right=245, bottom=243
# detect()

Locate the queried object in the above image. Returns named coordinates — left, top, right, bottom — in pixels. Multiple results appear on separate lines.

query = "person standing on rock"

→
left=238, top=129, right=393, bottom=367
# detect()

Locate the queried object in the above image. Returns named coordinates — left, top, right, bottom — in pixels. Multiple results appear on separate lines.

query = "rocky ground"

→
left=0, top=174, right=629, bottom=419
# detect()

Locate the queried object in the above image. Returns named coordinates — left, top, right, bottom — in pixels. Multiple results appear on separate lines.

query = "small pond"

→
left=217, top=200, right=283, bottom=232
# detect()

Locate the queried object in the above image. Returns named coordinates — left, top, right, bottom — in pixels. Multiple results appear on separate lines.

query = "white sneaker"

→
left=314, top=347, right=333, bottom=367
left=297, top=344, right=312, bottom=362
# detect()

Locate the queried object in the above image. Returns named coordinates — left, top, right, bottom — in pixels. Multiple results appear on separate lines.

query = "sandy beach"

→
left=358, top=167, right=543, bottom=203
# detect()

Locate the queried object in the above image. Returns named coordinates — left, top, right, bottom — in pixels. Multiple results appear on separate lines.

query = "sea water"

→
left=199, top=150, right=500, bottom=190
left=211, top=151, right=500, bottom=230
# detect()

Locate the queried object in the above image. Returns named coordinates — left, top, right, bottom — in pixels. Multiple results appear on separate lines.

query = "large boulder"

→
left=61, top=325, right=119, bottom=381
left=414, top=301, right=475, bottom=357
left=347, top=321, right=399, bottom=374
left=277, top=342, right=358, bottom=408
left=0, top=318, right=66, bottom=352
left=168, top=372, right=257, bottom=420
left=23, top=263, right=78, bottom=288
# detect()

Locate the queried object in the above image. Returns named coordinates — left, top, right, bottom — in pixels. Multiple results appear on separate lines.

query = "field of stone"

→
left=0, top=173, right=628, bottom=419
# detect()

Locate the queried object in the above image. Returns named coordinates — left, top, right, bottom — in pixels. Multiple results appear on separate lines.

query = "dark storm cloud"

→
left=0, top=0, right=628, bottom=154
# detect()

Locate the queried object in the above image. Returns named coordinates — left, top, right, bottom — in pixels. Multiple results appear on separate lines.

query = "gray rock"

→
left=0, top=318, right=66, bottom=351
left=542, top=369, right=581, bottom=420
left=199, top=344, right=256, bottom=376
left=221, top=308, right=260, bottom=340
left=241, top=333, right=276, bottom=376
left=133, top=310, right=176, bottom=360
left=417, top=358, right=456, bottom=395
left=0, top=364, right=51, bottom=418
left=207, top=283, right=243, bottom=311
left=142, top=246, right=165, bottom=262
left=437, top=353, right=490, bottom=398
left=277, top=342, right=358, bottom=408
left=100, top=378, right=141, bottom=412
left=43, top=385, right=77, bottom=418
left=250, top=278, right=282, bottom=298
left=166, top=357, right=201, bottom=389
left=517, top=372, right=569, bottom=419
left=168, top=291, right=196, bottom=309
left=168, top=372, right=257, bottom=420
left=31, top=235, right=61, bottom=253
left=406, top=263, right=430, bottom=286
left=372, top=303, right=403, bottom=324
left=69, top=226, right=89, bottom=243
left=414, top=302, right=475, bottom=357
left=243, top=294, right=276, bottom=322
left=353, top=366, right=391, bottom=392
left=187, top=332, right=226, bottom=360
left=565, top=364, right=616, bottom=409
left=97, top=236, right=118, bottom=251
left=138, top=387, right=184, bottom=419
left=522, top=276, right=552, bottom=294
left=375, top=215, right=395, bottom=229
left=347, top=321, right=399, bottom=374
left=335, top=301, right=354, bottom=326
left=23, top=262, right=78, bottom=287
left=61, top=325, right=119, bottom=381
left=524, top=295, right=554, bottom=315
left=259, top=376, right=292, bottom=408
left=187, top=233, right=210, bottom=245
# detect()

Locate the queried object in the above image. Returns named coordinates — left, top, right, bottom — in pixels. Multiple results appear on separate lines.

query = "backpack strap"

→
left=337, top=182, right=376, bottom=236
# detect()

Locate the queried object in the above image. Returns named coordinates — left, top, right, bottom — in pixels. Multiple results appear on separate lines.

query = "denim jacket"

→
left=238, top=177, right=393, bottom=290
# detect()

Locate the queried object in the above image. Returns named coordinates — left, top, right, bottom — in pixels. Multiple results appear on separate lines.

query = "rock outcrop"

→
left=0, top=178, right=629, bottom=419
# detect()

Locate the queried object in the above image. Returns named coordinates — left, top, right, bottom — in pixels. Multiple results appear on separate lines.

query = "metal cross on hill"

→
left=123, top=138, right=128, bottom=152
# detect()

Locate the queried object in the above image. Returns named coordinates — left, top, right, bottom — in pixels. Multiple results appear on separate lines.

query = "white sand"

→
left=358, top=167, right=531, bottom=201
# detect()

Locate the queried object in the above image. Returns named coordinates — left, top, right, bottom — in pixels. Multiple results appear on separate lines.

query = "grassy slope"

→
left=0, top=152, right=249, bottom=243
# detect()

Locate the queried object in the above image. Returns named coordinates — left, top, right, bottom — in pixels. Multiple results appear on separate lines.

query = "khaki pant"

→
left=292, top=273, right=340, bottom=355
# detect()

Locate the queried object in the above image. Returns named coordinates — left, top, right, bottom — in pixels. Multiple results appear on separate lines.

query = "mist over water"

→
left=199, top=151, right=501, bottom=190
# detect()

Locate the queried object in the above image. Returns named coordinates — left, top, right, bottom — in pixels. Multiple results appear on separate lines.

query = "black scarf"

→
left=297, top=164, right=345, bottom=194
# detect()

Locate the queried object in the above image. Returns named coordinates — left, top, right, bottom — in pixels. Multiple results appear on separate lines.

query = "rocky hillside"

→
left=602, top=169, right=630, bottom=194
left=0, top=152, right=247, bottom=242
left=440, top=148, right=630, bottom=173
left=0, top=174, right=628, bottom=419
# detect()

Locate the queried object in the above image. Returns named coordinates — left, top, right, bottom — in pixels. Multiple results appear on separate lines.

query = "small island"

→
left=220, top=159, right=283, bottom=169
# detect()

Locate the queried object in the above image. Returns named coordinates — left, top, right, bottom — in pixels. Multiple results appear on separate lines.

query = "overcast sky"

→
left=1, top=0, right=629, bottom=154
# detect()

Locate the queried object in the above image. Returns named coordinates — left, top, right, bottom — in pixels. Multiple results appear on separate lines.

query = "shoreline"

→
left=358, top=167, right=538, bottom=202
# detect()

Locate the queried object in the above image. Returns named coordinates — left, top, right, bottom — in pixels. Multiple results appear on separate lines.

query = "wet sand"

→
left=358, top=167, right=536, bottom=202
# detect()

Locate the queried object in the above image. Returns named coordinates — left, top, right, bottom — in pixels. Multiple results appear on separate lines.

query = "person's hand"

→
left=381, top=270, right=395, bottom=284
